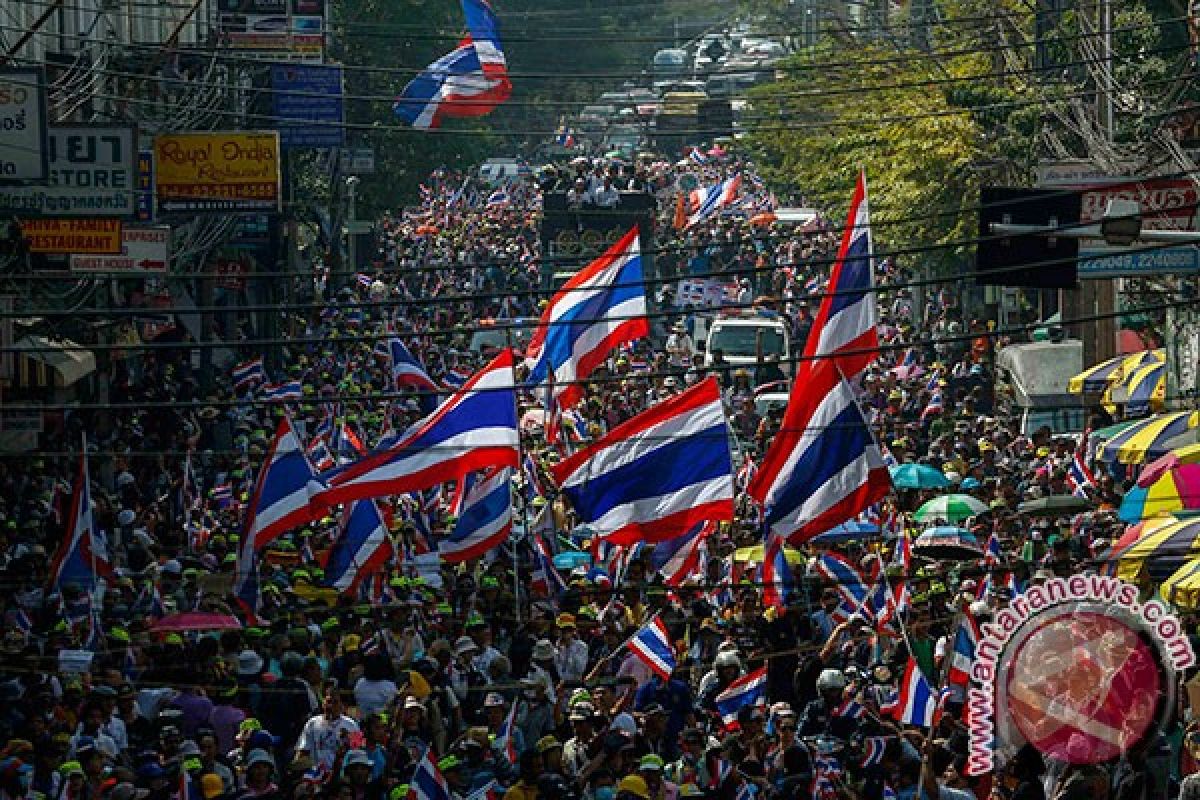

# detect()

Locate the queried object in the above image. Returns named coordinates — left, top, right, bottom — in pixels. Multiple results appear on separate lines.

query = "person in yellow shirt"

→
left=503, top=750, right=543, bottom=800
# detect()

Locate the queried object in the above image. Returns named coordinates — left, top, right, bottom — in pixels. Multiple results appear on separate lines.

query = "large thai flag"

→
left=686, top=174, right=742, bottom=228
left=525, top=228, right=648, bottom=409
left=234, top=417, right=320, bottom=618
left=550, top=377, right=733, bottom=547
left=439, top=467, right=512, bottom=563
left=748, top=358, right=890, bottom=544
left=261, top=380, right=303, bottom=402
left=393, top=0, right=511, bottom=130
left=892, top=658, right=936, bottom=728
left=386, top=337, right=441, bottom=413
left=760, top=532, right=793, bottom=609
left=715, top=666, right=768, bottom=729
left=814, top=553, right=868, bottom=624
left=799, top=169, right=878, bottom=380
left=407, top=750, right=453, bottom=800
left=47, top=440, right=114, bottom=591
left=323, top=500, right=394, bottom=594
left=627, top=615, right=676, bottom=681
left=652, top=521, right=714, bottom=586
left=947, top=610, right=981, bottom=687
left=314, top=349, right=519, bottom=508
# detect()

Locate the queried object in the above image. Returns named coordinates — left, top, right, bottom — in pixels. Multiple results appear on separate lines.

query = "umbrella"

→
left=889, top=463, right=951, bottom=490
left=1118, top=462, right=1200, bottom=522
left=1016, top=495, right=1093, bottom=516
left=1161, top=557, right=1200, bottom=609
left=553, top=551, right=592, bottom=570
left=811, top=521, right=882, bottom=543
left=913, top=494, right=989, bottom=523
left=914, top=526, right=982, bottom=560
left=1139, top=443, right=1200, bottom=486
left=734, top=544, right=806, bottom=566
left=1068, top=349, right=1163, bottom=394
left=1117, top=361, right=1166, bottom=417
left=1112, top=517, right=1200, bottom=581
left=151, top=612, right=242, bottom=632
left=1099, top=411, right=1200, bottom=465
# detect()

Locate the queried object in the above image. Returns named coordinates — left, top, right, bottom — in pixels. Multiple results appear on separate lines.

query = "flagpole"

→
left=504, top=334, right=525, bottom=627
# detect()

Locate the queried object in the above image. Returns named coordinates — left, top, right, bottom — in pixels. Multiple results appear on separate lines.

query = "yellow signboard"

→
left=153, top=132, right=281, bottom=213
left=20, top=219, right=122, bottom=254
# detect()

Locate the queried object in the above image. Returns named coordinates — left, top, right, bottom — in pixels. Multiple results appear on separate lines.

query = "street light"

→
left=1100, top=198, right=1141, bottom=247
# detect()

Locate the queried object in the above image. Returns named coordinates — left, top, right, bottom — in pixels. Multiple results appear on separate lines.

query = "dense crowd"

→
left=0, top=146, right=1192, bottom=800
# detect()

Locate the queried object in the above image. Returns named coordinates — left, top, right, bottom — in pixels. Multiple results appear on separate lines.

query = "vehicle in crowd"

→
left=995, top=335, right=1087, bottom=437
left=704, top=309, right=791, bottom=377
left=478, top=158, right=528, bottom=186
left=469, top=317, right=541, bottom=357
left=603, top=124, right=645, bottom=159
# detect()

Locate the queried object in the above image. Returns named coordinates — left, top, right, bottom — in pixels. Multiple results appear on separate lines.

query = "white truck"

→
left=995, top=338, right=1087, bottom=437
left=703, top=309, right=791, bottom=377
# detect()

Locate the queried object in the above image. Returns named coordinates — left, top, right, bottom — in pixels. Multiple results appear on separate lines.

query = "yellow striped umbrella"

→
left=1115, top=517, right=1200, bottom=581
left=1069, top=349, right=1163, bottom=394
left=1098, top=411, right=1200, bottom=466
left=1162, top=556, right=1200, bottom=609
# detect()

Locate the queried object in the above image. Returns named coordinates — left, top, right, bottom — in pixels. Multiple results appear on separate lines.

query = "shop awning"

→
left=12, top=336, right=96, bottom=388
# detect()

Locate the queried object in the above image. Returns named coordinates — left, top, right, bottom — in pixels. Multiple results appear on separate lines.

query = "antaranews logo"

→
left=967, top=574, right=1195, bottom=775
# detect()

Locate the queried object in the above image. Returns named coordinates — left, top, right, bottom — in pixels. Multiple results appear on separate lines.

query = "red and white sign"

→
left=1078, top=178, right=1200, bottom=231
left=69, top=225, right=170, bottom=273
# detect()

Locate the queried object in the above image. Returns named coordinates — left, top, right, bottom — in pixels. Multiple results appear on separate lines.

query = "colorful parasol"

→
left=150, top=612, right=243, bottom=632
left=1161, top=557, right=1200, bottom=609
left=913, top=526, right=982, bottom=560
left=1139, top=443, right=1200, bottom=486
left=1068, top=349, right=1163, bottom=394
left=1117, top=462, right=1200, bottom=522
left=889, top=463, right=951, bottom=490
left=811, top=521, right=882, bottom=543
left=1116, top=361, right=1166, bottom=417
left=1098, top=411, right=1200, bottom=465
left=1112, top=517, right=1200, bottom=581
left=913, top=493, right=989, bottom=523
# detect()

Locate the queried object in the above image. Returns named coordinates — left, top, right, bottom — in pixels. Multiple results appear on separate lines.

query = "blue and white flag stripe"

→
left=715, top=666, right=768, bottom=729
left=324, top=500, right=394, bottom=594
left=439, top=468, right=513, bottom=563
left=627, top=615, right=676, bottom=681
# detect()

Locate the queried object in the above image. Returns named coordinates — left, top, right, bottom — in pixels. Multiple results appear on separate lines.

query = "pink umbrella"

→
left=151, top=612, right=242, bottom=632
left=891, top=364, right=926, bottom=381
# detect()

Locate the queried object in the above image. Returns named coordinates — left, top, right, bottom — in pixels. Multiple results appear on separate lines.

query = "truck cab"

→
left=995, top=338, right=1087, bottom=437
left=704, top=309, right=791, bottom=378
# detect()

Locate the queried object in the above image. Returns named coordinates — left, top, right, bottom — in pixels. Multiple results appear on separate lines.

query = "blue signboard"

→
left=271, top=64, right=344, bottom=149
left=1078, top=245, right=1200, bottom=278
left=136, top=150, right=154, bottom=222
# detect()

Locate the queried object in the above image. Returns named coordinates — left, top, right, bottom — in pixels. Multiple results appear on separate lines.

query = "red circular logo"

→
left=1004, top=610, right=1162, bottom=764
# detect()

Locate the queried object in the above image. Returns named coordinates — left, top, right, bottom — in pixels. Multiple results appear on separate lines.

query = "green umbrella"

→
left=914, top=493, right=989, bottom=524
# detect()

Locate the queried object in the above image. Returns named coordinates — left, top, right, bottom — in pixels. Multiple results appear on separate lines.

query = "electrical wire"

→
left=0, top=295, right=1189, bottom=411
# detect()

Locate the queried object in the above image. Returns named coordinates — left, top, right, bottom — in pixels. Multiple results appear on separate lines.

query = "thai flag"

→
left=715, top=666, right=768, bottom=729
left=261, top=381, right=303, bottom=402
left=210, top=483, right=233, bottom=509
left=652, top=521, right=713, bottom=586
left=314, top=350, right=519, bottom=508
left=861, top=737, right=889, bottom=767
left=555, top=124, right=575, bottom=148
left=798, top=169, right=878, bottom=381
left=324, top=500, right=394, bottom=594
left=525, top=228, right=649, bottom=410
left=983, top=533, right=1002, bottom=566
left=734, top=784, right=753, bottom=800
left=748, top=358, right=890, bottom=544
left=627, top=615, right=676, bottom=681
left=689, top=149, right=707, bottom=165
left=760, top=532, right=793, bottom=609
left=486, top=189, right=510, bottom=208
left=833, top=695, right=866, bottom=720
left=232, top=357, right=266, bottom=390
left=686, top=174, right=741, bottom=228
left=306, top=436, right=336, bottom=471
left=947, top=610, right=981, bottom=687
left=531, top=532, right=566, bottom=597
left=464, top=782, right=501, bottom=800
left=494, top=700, right=519, bottom=766
left=333, top=423, right=368, bottom=465
left=47, top=439, right=114, bottom=591
left=814, top=553, right=868, bottom=624
left=442, top=366, right=472, bottom=390
left=735, top=457, right=759, bottom=492
left=439, top=467, right=512, bottom=563
left=355, top=273, right=373, bottom=289
left=551, top=377, right=733, bottom=547
left=893, top=534, right=912, bottom=573
left=234, top=417, right=321, bottom=611
left=920, top=389, right=944, bottom=421
left=521, top=453, right=547, bottom=500
left=393, top=0, right=511, bottom=129
left=385, top=337, right=441, bottom=413
left=925, top=368, right=941, bottom=393
left=407, top=749, right=453, bottom=800
left=1067, top=451, right=1095, bottom=497
left=858, top=574, right=897, bottom=629
left=891, top=658, right=936, bottom=728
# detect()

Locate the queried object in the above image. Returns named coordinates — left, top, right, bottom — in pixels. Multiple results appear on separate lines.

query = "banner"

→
left=21, top=219, right=122, bottom=254
left=0, top=67, right=48, bottom=182
left=153, top=132, right=282, bottom=213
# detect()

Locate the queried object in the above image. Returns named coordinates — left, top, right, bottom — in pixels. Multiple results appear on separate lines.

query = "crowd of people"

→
left=0, top=144, right=1191, bottom=800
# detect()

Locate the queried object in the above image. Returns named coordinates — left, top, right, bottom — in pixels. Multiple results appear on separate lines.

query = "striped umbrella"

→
left=1113, top=517, right=1200, bottom=581
left=1117, top=462, right=1200, bottom=522
left=1162, top=557, right=1200, bottom=609
left=1098, top=411, right=1200, bottom=466
left=1112, top=361, right=1166, bottom=417
left=1068, top=349, right=1163, bottom=394
left=913, top=493, right=989, bottom=523
left=1070, top=350, right=1161, bottom=393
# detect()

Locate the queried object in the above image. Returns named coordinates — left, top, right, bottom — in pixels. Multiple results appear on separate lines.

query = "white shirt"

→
left=554, top=639, right=590, bottom=683
left=296, top=714, right=360, bottom=772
